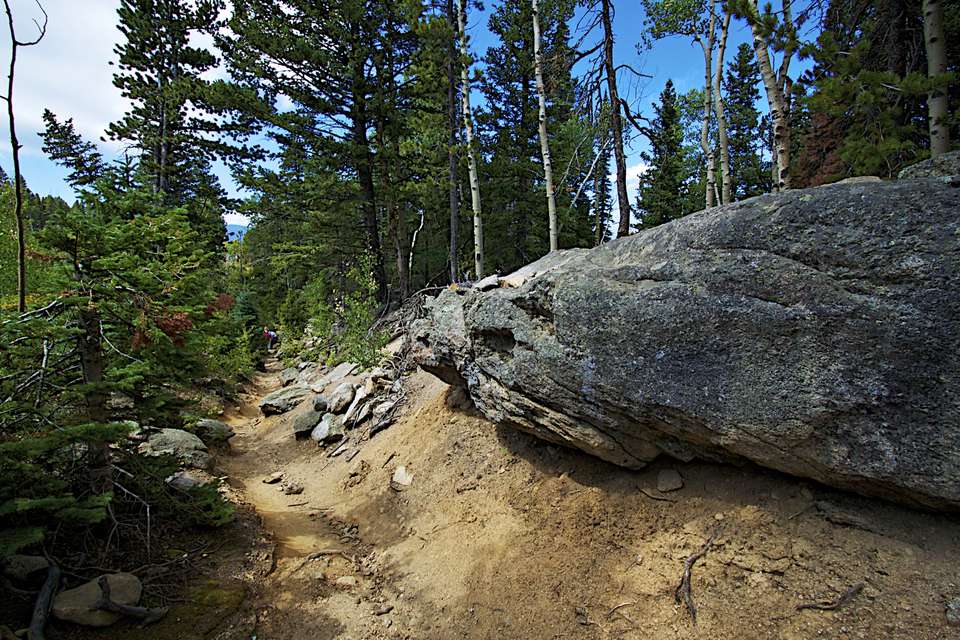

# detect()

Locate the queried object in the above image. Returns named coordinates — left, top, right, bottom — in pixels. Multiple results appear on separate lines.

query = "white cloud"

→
left=0, top=0, right=126, bottom=159
left=608, top=162, right=649, bottom=201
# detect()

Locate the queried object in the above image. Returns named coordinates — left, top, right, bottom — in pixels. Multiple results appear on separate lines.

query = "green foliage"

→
left=0, top=423, right=130, bottom=554
left=636, top=80, right=694, bottom=228
left=725, top=43, right=772, bottom=198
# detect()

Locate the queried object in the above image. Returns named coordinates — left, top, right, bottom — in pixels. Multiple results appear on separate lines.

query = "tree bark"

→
left=746, top=0, right=791, bottom=191
left=532, top=0, right=558, bottom=251
left=698, top=8, right=716, bottom=209
left=601, top=0, right=631, bottom=237
left=446, top=0, right=460, bottom=283
left=712, top=9, right=732, bottom=204
left=349, top=21, right=387, bottom=302
left=77, top=303, right=111, bottom=494
left=922, top=0, right=950, bottom=156
left=456, top=0, right=484, bottom=279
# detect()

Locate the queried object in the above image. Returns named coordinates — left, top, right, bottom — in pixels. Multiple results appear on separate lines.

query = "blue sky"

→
left=0, top=0, right=771, bottom=226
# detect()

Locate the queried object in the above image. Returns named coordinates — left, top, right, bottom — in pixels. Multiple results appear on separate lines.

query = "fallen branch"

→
left=94, top=576, right=168, bottom=625
left=27, top=563, right=60, bottom=640
left=675, top=534, right=716, bottom=625
left=796, top=583, right=864, bottom=612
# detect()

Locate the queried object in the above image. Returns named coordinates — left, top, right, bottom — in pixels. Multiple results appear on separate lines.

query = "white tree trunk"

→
left=712, top=9, right=732, bottom=204
left=922, top=0, right=950, bottom=156
left=747, top=0, right=791, bottom=191
left=456, top=0, right=484, bottom=278
left=532, top=0, right=558, bottom=251
left=699, top=9, right=716, bottom=209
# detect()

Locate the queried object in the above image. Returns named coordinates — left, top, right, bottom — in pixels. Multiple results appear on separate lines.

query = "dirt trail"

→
left=201, top=359, right=960, bottom=640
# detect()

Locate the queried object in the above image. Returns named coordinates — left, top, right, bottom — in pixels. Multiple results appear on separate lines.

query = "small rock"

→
left=293, top=410, right=323, bottom=439
left=2, top=555, right=49, bottom=582
left=336, top=576, right=359, bottom=588
left=328, top=383, right=357, bottom=414
left=165, top=470, right=207, bottom=491
left=313, top=395, right=329, bottom=413
left=714, top=513, right=725, bottom=521
left=264, top=471, right=284, bottom=484
left=374, top=604, right=394, bottom=615
left=282, top=481, right=304, bottom=495
left=194, top=418, right=235, bottom=443
left=391, top=466, right=414, bottom=490
left=52, top=573, right=142, bottom=627
left=946, top=597, right=960, bottom=627
left=656, top=469, right=684, bottom=492
left=314, top=571, right=327, bottom=581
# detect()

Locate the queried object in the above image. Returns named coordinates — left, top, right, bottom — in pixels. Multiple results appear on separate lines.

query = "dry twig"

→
left=675, top=534, right=716, bottom=625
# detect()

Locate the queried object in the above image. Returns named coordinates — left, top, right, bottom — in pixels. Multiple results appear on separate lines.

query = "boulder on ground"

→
left=412, top=177, right=960, bottom=511
left=657, top=469, right=684, bottom=493
left=194, top=418, right=235, bottom=443
left=52, top=573, right=142, bottom=627
left=279, top=367, right=299, bottom=387
left=259, top=386, right=311, bottom=415
left=165, top=470, right=210, bottom=491
left=292, top=410, right=323, bottom=439
left=328, top=383, right=356, bottom=414
left=308, top=362, right=359, bottom=393
left=138, top=428, right=211, bottom=470
left=311, top=413, right=345, bottom=444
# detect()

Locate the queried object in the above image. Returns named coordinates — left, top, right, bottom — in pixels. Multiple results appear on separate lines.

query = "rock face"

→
left=412, top=178, right=960, bottom=511
left=898, top=150, right=960, bottom=179
left=138, top=429, right=211, bottom=470
left=52, top=573, right=142, bottom=627
left=260, top=386, right=311, bottom=415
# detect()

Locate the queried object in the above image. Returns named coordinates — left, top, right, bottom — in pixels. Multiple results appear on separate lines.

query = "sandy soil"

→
left=143, top=353, right=957, bottom=640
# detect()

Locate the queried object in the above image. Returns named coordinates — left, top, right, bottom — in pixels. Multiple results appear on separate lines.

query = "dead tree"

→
left=1, top=0, right=48, bottom=313
left=532, top=0, right=558, bottom=251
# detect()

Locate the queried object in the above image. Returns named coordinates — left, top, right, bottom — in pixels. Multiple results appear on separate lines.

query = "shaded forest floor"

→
left=66, top=359, right=960, bottom=639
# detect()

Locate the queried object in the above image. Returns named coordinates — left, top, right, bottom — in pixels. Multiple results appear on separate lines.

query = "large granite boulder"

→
left=898, top=150, right=960, bottom=179
left=412, top=177, right=960, bottom=511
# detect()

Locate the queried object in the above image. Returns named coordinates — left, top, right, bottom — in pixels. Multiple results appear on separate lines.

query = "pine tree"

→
left=636, top=80, right=689, bottom=228
left=724, top=43, right=771, bottom=199
left=40, top=110, right=105, bottom=189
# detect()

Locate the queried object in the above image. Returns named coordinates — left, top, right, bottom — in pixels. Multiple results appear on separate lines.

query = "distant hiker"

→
left=263, top=326, right=278, bottom=350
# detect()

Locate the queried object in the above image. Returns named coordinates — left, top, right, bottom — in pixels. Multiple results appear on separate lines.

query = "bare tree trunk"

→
left=712, top=9, right=732, bottom=204
left=698, top=8, right=716, bottom=209
left=2, top=1, right=45, bottom=313
left=446, top=0, right=460, bottom=282
left=601, top=0, right=631, bottom=237
left=922, top=0, right=950, bottom=156
left=746, top=0, right=791, bottom=191
left=77, top=304, right=111, bottom=494
left=532, top=0, right=558, bottom=251
left=456, top=0, right=483, bottom=278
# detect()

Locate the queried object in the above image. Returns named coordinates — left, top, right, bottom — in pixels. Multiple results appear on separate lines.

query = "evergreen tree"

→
left=636, top=80, right=689, bottom=228
left=724, top=43, right=771, bottom=199
left=106, top=0, right=257, bottom=252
